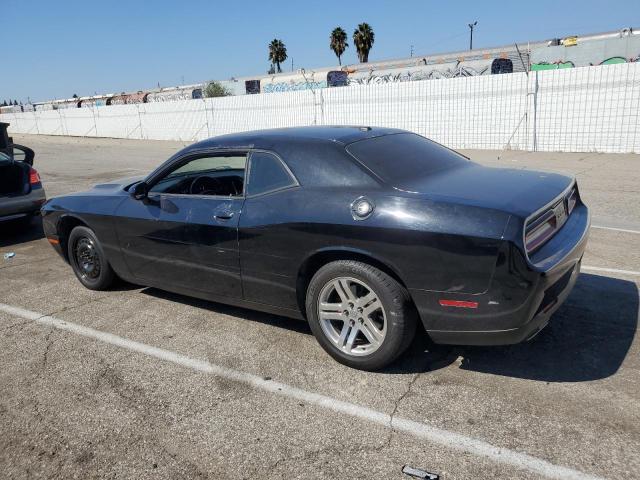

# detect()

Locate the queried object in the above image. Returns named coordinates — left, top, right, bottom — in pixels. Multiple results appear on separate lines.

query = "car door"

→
left=239, top=150, right=301, bottom=308
left=116, top=151, right=247, bottom=299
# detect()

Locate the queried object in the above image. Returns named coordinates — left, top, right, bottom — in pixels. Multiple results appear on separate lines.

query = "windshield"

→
left=346, top=133, right=469, bottom=186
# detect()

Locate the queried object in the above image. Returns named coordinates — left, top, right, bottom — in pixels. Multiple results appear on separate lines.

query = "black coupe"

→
left=43, top=127, right=590, bottom=370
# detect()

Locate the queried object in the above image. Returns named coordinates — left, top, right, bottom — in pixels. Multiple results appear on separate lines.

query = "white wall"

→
left=3, top=63, right=639, bottom=153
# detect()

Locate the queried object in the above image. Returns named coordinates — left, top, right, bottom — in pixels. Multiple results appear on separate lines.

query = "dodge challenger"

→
left=42, top=126, right=590, bottom=370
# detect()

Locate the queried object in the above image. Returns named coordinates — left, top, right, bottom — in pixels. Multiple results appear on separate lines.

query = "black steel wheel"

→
left=67, top=226, right=116, bottom=290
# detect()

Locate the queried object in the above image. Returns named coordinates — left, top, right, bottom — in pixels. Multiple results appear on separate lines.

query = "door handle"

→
left=214, top=212, right=234, bottom=220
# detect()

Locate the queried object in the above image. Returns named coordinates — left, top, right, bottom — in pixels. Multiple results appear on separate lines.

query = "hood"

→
left=63, top=175, right=145, bottom=198
left=398, top=163, right=573, bottom=218
left=92, top=175, right=145, bottom=191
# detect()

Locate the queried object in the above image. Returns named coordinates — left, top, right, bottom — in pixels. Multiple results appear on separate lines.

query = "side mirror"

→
left=130, top=181, right=149, bottom=200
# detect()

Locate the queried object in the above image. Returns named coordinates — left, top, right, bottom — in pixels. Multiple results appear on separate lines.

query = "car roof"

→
left=184, top=126, right=407, bottom=152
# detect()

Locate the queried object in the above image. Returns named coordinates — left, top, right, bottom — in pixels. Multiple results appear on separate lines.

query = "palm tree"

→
left=268, top=39, right=287, bottom=73
left=353, top=23, right=375, bottom=63
left=330, top=27, right=348, bottom=66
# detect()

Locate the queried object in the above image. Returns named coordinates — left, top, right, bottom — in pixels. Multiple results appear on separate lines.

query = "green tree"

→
left=330, top=27, right=348, bottom=65
left=204, top=81, right=232, bottom=98
left=268, top=39, right=287, bottom=73
left=353, top=23, right=375, bottom=63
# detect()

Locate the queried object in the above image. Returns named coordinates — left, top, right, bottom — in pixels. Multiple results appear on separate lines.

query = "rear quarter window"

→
left=247, top=151, right=297, bottom=196
left=346, top=133, right=469, bottom=186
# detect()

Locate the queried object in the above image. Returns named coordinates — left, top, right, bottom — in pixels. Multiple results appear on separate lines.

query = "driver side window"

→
left=149, top=153, right=247, bottom=197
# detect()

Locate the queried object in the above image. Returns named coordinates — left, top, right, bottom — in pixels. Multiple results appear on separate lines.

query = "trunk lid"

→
left=0, top=122, right=34, bottom=165
left=399, top=163, right=573, bottom=218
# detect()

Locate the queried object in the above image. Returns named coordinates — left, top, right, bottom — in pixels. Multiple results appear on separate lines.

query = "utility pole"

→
left=468, top=21, right=477, bottom=50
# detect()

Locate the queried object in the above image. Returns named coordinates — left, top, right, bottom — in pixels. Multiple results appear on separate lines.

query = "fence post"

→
left=203, top=97, right=211, bottom=138
left=57, top=109, right=65, bottom=136
left=532, top=71, right=539, bottom=152
left=137, top=104, right=143, bottom=140
left=91, top=106, right=98, bottom=137
left=33, top=110, right=40, bottom=135
left=319, top=88, right=325, bottom=125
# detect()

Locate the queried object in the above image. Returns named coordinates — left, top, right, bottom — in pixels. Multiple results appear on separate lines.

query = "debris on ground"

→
left=402, top=465, right=440, bottom=479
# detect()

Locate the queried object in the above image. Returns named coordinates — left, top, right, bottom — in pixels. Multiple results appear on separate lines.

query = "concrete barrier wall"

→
left=3, top=63, right=639, bottom=153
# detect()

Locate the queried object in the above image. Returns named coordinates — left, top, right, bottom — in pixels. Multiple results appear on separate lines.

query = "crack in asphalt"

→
left=41, top=329, right=54, bottom=372
left=386, top=372, right=421, bottom=449
left=30, top=294, right=112, bottom=324
left=0, top=319, right=31, bottom=333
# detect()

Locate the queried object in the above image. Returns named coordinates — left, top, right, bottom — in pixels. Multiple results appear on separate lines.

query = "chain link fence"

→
left=2, top=63, right=639, bottom=153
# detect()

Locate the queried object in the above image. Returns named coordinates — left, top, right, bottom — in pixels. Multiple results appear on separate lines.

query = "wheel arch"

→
left=296, top=247, right=411, bottom=318
left=56, top=214, right=90, bottom=262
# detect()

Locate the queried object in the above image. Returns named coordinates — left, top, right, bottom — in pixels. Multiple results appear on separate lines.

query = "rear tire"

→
left=305, top=260, right=417, bottom=371
left=67, top=226, right=116, bottom=290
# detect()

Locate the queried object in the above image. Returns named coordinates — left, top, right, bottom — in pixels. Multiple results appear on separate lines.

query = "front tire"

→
left=67, top=226, right=116, bottom=290
left=305, top=260, right=417, bottom=371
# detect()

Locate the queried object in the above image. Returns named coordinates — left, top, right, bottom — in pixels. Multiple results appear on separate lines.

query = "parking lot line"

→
left=591, top=225, right=640, bottom=235
left=0, top=302, right=605, bottom=480
left=582, top=266, right=640, bottom=277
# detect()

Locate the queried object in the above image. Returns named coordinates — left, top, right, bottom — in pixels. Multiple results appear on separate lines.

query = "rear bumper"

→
left=425, top=258, right=582, bottom=345
left=0, top=187, right=46, bottom=220
left=412, top=202, right=590, bottom=346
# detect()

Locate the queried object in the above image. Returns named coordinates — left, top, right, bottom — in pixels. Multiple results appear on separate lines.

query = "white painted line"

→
left=0, top=302, right=605, bottom=480
left=582, top=266, right=640, bottom=277
left=591, top=225, right=640, bottom=235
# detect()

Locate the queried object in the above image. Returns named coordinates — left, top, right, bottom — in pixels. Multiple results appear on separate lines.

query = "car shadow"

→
left=140, top=273, right=637, bottom=382
left=0, top=216, right=45, bottom=248
left=140, top=287, right=314, bottom=336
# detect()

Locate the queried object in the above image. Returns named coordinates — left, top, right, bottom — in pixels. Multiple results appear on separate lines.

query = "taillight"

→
left=567, top=188, right=577, bottom=214
left=29, top=167, right=41, bottom=185
left=525, top=210, right=557, bottom=252
left=525, top=185, right=577, bottom=255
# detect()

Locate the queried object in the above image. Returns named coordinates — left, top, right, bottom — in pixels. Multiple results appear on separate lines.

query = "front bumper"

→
left=411, top=202, right=590, bottom=346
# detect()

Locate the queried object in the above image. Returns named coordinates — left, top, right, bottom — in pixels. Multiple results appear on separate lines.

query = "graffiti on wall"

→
left=531, top=55, right=639, bottom=70
left=531, top=61, right=575, bottom=71
left=262, top=80, right=327, bottom=93
left=79, top=99, right=107, bottom=108
left=109, top=92, right=147, bottom=105
left=245, top=80, right=261, bottom=94
left=147, top=88, right=201, bottom=102
left=598, top=56, right=639, bottom=65
left=346, top=61, right=492, bottom=86
left=327, top=71, right=348, bottom=87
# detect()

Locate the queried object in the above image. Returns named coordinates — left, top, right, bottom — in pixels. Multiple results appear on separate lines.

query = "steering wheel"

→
left=190, top=175, right=222, bottom=195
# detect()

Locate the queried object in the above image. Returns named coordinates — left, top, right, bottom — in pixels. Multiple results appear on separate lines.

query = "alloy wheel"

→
left=317, top=276, right=387, bottom=356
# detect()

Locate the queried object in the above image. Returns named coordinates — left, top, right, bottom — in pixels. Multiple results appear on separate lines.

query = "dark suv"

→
left=0, top=122, right=46, bottom=222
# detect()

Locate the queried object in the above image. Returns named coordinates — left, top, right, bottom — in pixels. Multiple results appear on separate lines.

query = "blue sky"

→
left=3, top=0, right=638, bottom=103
